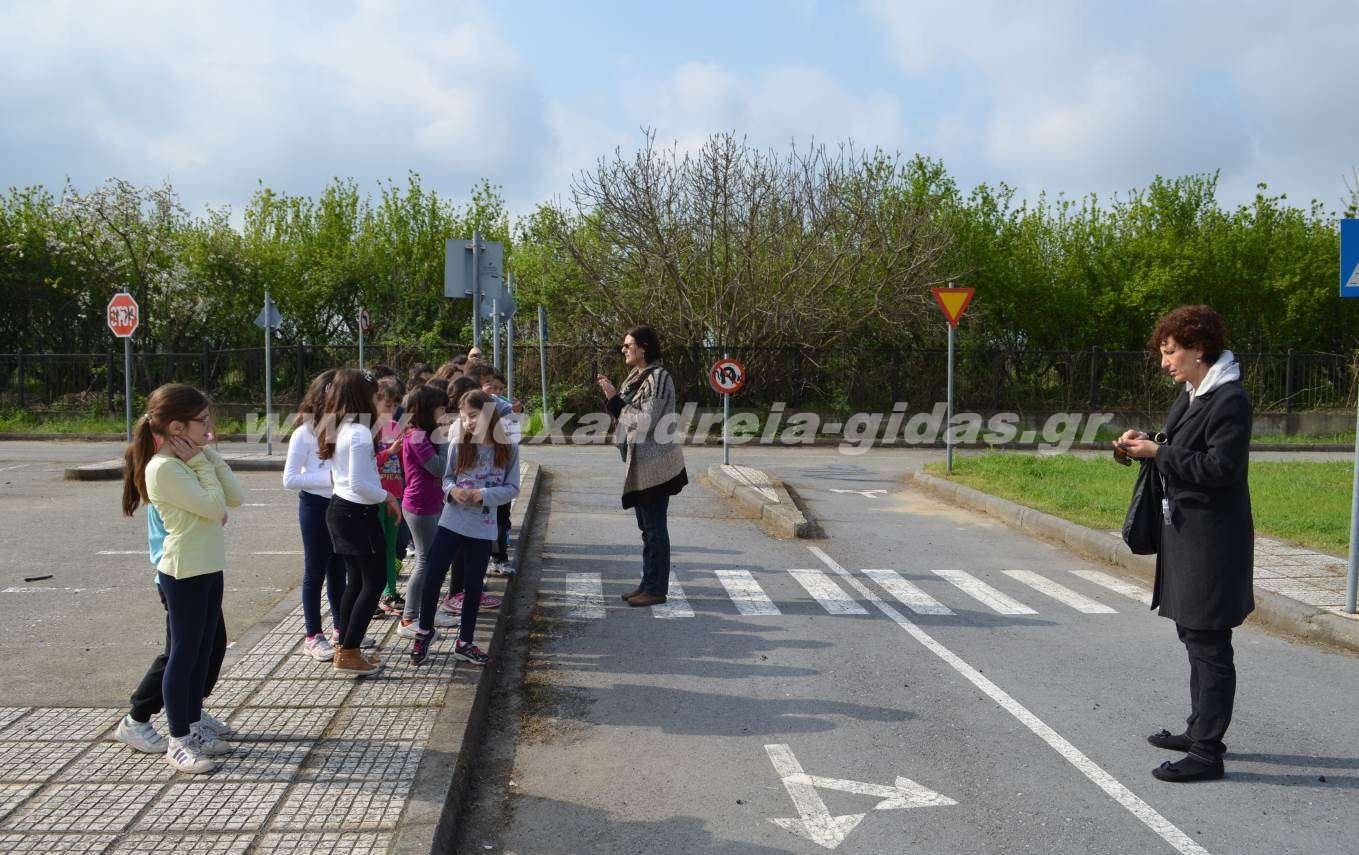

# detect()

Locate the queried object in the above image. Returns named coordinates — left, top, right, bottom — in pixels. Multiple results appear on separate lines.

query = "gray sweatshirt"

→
left=437, top=443, right=521, bottom=540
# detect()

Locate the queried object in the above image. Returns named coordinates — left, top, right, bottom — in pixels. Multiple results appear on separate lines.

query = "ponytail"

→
left=121, top=415, right=156, bottom=516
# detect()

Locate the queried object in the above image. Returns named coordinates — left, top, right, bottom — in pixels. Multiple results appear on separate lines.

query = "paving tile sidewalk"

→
left=1, top=462, right=541, bottom=854
left=1250, top=535, right=1358, bottom=617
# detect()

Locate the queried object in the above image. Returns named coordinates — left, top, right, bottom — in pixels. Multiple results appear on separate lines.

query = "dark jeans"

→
left=299, top=491, right=346, bottom=637
left=1177, top=624, right=1236, bottom=763
left=130, top=584, right=226, bottom=724
left=419, top=526, right=493, bottom=643
left=493, top=503, right=511, bottom=561
left=446, top=548, right=466, bottom=600
left=634, top=495, right=671, bottom=596
left=158, top=570, right=224, bottom=739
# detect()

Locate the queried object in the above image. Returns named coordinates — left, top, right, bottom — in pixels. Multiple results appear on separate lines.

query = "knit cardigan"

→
left=606, top=361, right=688, bottom=509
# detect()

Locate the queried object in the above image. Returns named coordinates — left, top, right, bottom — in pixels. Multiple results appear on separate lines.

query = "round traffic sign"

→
left=107, top=292, right=139, bottom=338
left=708, top=357, right=746, bottom=396
left=358, top=308, right=372, bottom=334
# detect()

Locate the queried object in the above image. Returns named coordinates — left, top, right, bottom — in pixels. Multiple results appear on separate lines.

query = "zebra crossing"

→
left=548, top=553, right=1152, bottom=622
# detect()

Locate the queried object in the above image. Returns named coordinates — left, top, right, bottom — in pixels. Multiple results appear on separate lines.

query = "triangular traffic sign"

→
left=1348, top=262, right=1359, bottom=289
left=932, top=287, right=974, bottom=327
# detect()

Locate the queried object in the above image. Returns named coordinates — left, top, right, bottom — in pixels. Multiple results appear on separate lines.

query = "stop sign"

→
left=107, top=292, right=139, bottom=338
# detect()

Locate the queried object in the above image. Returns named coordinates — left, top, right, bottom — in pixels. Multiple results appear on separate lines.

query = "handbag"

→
left=1122, top=459, right=1163, bottom=555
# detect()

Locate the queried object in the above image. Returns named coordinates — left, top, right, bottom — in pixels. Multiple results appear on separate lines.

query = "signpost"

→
left=357, top=307, right=371, bottom=369
left=505, top=274, right=516, bottom=400
left=445, top=234, right=505, bottom=349
left=1339, top=219, right=1359, bottom=613
left=255, top=292, right=283, bottom=455
left=709, top=356, right=747, bottom=465
left=538, top=305, right=551, bottom=435
left=931, top=285, right=975, bottom=474
left=107, top=292, right=139, bottom=441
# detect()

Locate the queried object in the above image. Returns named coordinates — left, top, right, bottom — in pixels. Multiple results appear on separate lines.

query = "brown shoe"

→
left=626, top=592, right=666, bottom=607
left=334, top=647, right=381, bottom=677
left=621, top=588, right=643, bottom=602
left=362, top=650, right=382, bottom=667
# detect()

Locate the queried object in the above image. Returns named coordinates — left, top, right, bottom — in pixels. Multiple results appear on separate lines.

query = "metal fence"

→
left=1, top=344, right=1357, bottom=416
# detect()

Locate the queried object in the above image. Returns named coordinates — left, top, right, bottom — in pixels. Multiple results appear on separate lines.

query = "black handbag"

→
left=1122, top=459, right=1162, bottom=555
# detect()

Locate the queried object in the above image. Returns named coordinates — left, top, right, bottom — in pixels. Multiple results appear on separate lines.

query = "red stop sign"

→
left=107, top=292, right=140, bottom=338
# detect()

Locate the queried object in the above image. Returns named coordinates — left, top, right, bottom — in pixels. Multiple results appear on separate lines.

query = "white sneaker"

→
left=396, top=620, right=422, bottom=639
left=197, top=710, right=233, bottom=738
left=165, top=735, right=216, bottom=774
left=488, top=558, right=515, bottom=576
left=304, top=633, right=336, bottom=662
left=189, top=723, right=232, bottom=756
left=433, top=611, right=459, bottom=628
left=115, top=715, right=167, bottom=754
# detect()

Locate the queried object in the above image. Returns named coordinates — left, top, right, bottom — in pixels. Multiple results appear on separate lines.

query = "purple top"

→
left=400, top=431, right=446, bottom=516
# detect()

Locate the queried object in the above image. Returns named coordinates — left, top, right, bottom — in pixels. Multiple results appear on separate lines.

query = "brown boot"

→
left=626, top=592, right=666, bottom=607
left=621, top=587, right=643, bottom=602
left=362, top=649, right=383, bottom=667
left=334, top=647, right=380, bottom=677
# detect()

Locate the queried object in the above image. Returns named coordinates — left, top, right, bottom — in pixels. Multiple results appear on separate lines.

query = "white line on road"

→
left=714, top=569, right=781, bottom=616
left=0, top=463, right=29, bottom=472
left=97, top=550, right=148, bottom=555
left=1069, top=569, right=1153, bottom=606
left=807, top=546, right=1210, bottom=855
left=1003, top=569, right=1117, bottom=614
left=565, top=572, right=605, bottom=619
left=765, top=743, right=865, bottom=849
left=240, top=503, right=272, bottom=507
left=252, top=551, right=304, bottom=556
left=787, top=568, right=868, bottom=615
left=652, top=575, right=694, bottom=618
left=860, top=569, right=953, bottom=615
left=926, top=567, right=1037, bottom=615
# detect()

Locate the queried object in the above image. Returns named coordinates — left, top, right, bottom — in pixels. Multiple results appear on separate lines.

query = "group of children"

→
left=111, top=350, right=522, bottom=774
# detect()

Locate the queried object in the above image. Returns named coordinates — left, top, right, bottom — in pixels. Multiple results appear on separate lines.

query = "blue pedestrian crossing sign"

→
left=1342, top=219, right=1359, bottom=298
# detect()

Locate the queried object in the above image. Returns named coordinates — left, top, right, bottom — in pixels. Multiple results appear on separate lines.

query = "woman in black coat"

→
left=1117, top=304, right=1253, bottom=783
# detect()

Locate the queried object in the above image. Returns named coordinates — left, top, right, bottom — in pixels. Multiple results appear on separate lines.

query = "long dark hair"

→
left=404, top=383, right=448, bottom=436
left=317, top=368, right=378, bottom=461
left=448, top=376, right=478, bottom=408
left=626, top=325, right=663, bottom=363
left=455, top=390, right=512, bottom=474
left=122, top=383, right=210, bottom=516
left=293, top=369, right=337, bottom=428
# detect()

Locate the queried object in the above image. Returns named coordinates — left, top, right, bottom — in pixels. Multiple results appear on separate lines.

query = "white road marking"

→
left=240, top=503, right=272, bottom=507
left=926, top=567, right=1037, bottom=615
left=97, top=550, right=148, bottom=555
left=0, top=463, right=29, bottom=472
left=652, top=576, right=694, bottom=618
left=807, top=546, right=1211, bottom=855
left=1004, top=570, right=1117, bottom=614
left=860, top=569, right=953, bottom=615
left=565, top=572, right=605, bottom=619
left=787, top=568, right=868, bottom=615
left=252, top=551, right=304, bottom=556
left=1070, top=569, right=1154, bottom=606
left=829, top=488, right=887, bottom=498
left=714, top=569, right=781, bottom=616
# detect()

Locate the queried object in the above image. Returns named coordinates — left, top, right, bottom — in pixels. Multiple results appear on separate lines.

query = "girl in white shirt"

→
left=283, top=370, right=348, bottom=662
left=316, top=368, right=400, bottom=677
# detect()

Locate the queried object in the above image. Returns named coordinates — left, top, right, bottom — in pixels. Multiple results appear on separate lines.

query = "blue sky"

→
left=3, top=0, right=1357, bottom=217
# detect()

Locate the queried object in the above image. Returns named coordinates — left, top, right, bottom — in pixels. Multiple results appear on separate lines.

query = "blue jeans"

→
left=158, top=570, right=224, bottom=738
left=419, top=526, right=493, bottom=643
left=634, top=495, right=671, bottom=596
left=299, top=491, right=346, bottom=637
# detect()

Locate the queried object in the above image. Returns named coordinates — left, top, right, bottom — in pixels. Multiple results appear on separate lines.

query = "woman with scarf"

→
left=596, top=325, right=688, bottom=607
left=1116, top=304, right=1253, bottom=783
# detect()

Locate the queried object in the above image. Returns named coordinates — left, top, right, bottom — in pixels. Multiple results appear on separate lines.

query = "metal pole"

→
left=471, top=230, right=482, bottom=349
left=124, top=338, right=132, bottom=442
left=537, top=306, right=550, bottom=437
left=946, top=323, right=955, bottom=474
left=492, top=299, right=501, bottom=369
left=358, top=326, right=365, bottom=370
left=1347, top=392, right=1359, bottom=613
left=506, top=277, right=516, bottom=401
left=723, top=349, right=731, bottom=465
left=264, top=290, right=274, bottom=456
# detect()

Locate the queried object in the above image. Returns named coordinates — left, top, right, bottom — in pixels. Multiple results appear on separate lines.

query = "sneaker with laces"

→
left=379, top=593, right=404, bottom=615
left=479, top=592, right=503, bottom=610
left=454, top=640, right=489, bottom=666
left=396, top=619, right=421, bottom=639
left=411, top=631, right=433, bottom=665
left=197, top=710, right=234, bottom=738
left=433, top=610, right=459, bottom=628
left=304, top=633, right=336, bottom=662
left=190, top=722, right=232, bottom=756
left=115, top=715, right=167, bottom=754
left=165, top=734, right=216, bottom=774
left=441, top=594, right=462, bottom=615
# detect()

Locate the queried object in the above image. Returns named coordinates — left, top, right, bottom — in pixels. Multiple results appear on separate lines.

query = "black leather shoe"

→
left=1147, top=729, right=1193, bottom=751
left=1152, top=756, right=1224, bottom=783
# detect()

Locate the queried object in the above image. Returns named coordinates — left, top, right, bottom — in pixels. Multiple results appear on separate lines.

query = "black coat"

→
left=1151, top=380, right=1255, bottom=630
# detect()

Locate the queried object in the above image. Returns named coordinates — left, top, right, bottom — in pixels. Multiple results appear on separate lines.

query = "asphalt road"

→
left=457, top=446, right=1357, bottom=855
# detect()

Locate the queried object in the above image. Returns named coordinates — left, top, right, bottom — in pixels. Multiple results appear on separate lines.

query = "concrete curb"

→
left=64, top=454, right=285, bottom=481
left=911, top=470, right=1359, bottom=656
left=706, top=463, right=815, bottom=539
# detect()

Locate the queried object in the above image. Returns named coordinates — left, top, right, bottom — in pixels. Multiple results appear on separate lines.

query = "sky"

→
left=2, top=0, right=1358, bottom=218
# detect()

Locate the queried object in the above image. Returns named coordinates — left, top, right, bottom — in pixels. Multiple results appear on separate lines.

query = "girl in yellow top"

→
left=122, top=383, right=244, bottom=774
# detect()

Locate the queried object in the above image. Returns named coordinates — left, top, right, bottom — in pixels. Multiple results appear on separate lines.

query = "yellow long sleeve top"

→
left=145, top=446, right=245, bottom=579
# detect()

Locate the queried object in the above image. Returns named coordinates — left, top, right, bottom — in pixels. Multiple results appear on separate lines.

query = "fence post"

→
left=1285, top=348, right=1295, bottom=415
left=201, top=340, right=210, bottom=392
left=296, top=343, right=306, bottom=402
left=107, top=351, right=115, bottom=412
left=1089, top=346, right=1101, bottom=410
left=16, top=351, right=25, bottom=411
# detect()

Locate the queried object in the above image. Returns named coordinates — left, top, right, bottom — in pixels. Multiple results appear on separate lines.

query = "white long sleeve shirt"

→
left=330, top=420, right=388, bottom=505
left=281, top=421, right=332, bottom=498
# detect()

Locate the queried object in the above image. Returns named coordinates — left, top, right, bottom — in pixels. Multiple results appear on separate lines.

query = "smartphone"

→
left=1114, top=441, right=1133, bottom=466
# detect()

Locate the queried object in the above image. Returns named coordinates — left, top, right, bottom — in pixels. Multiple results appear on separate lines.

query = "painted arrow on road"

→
left=829, top=488, right=888, bottom=498
left=765, top=743, right=956, bottom=850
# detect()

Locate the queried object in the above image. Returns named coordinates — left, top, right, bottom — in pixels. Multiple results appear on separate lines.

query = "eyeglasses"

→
left=620, top=343, right=636, bottom=352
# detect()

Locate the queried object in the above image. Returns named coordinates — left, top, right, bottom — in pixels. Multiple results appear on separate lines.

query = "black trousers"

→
left=130, top=584, right=227, bottom=724
left=1177, top=624, right=1236, bottom=762
left=158, top=570, right=224, bottom=738
left=326, top=495, right=387, bottom=650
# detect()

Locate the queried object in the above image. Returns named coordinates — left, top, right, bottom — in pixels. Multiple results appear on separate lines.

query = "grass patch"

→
left=927, top=453, right=1354, bottom=555
left=0, top=408, right=248, bottom=436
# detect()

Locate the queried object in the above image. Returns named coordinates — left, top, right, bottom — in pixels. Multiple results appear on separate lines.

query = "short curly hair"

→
left=1148, top=305, right=1227, bottom=363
